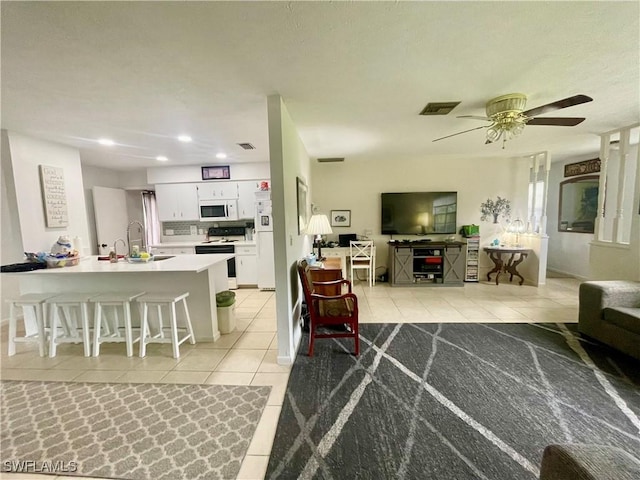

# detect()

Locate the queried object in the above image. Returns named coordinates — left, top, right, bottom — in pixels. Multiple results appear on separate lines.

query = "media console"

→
left=388, top=241, right=466, bottom=287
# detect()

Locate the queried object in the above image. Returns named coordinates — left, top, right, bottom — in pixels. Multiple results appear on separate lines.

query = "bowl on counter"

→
left=45, top=255, right=81, bottom=268
left=125, top=254, right=154, bottom=263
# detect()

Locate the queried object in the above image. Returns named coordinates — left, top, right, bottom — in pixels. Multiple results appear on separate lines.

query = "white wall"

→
left=1, top=131, right=92, bottom=321
left=547, top=146, right=640, bottom=280
left=546, top=154, right=596, bottom=279
left=82, top=165, right=122, bottom=255
left=1, top=131, right=24, bottom=320
left=5, top=132, right=91, bottom=255
left=147, top=163, right=271, bottom=184
left=590, top=143, right=640, bottom=281
left=268, top=95, right=313, bottom=365
left=81, top=166, right=149, bottom=254
left=311, top=155, right=531, bottom=279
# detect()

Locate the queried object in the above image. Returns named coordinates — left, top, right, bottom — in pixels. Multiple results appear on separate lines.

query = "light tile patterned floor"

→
left=1, top=277, right=581, bottom=479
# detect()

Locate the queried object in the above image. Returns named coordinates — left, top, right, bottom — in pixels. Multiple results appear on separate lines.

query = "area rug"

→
left=266, top=323, right=640, bottom=480
left=1, top=381, right=270, bottom=479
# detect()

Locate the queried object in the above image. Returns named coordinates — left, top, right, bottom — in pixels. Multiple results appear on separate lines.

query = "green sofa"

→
left=578, top=280, right=640, bottom=360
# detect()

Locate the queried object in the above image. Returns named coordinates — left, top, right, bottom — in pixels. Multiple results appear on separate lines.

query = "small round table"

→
left=483, top=247, right=531, bottom=285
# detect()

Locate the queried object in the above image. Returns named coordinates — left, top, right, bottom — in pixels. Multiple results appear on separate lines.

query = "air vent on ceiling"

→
left=419, top=101, right=461, bottom=116
left=317, top=157, right=345, bottom=163
left=237, top=142, right=256, bottom=150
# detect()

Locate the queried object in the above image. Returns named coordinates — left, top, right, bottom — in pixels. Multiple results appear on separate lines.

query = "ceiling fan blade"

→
left=527, top=117, right=586, bottom=126
left=522, top=94, right=593, bottom=118
left=457, top=115, right=491, bottom=121
left=432, top=126, right=487, bottom=142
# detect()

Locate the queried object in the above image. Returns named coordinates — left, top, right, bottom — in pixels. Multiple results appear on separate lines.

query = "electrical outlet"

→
left=166, top=229, right=174, bottom=236
left=190, top=225, right=197, bottom=235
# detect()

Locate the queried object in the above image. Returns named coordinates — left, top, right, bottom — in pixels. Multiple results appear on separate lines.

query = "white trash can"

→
left=217, top=304, right=236, bottom=334
left=216, top=290, right=236, bottom=334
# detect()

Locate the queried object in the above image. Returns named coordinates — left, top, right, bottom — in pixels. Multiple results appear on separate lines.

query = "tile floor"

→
left=1, top=276, right=581, bottom=480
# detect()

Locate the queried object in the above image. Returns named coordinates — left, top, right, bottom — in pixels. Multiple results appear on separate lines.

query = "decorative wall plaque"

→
left=564, top=158, right=601, bottom=178
left=39, top=164, right=68, bottom=227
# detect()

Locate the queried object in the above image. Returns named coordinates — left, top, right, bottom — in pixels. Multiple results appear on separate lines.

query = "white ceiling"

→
left=2, top=2, right=639, bottom=171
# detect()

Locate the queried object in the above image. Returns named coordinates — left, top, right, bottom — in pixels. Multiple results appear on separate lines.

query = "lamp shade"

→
left=305, top=214, right=333, bottom=235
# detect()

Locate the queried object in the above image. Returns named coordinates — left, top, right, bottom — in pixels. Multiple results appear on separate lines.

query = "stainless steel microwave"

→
left=199, top=200, right=238, bottom=221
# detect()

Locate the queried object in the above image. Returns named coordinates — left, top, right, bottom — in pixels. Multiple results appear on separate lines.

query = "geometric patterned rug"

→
left=1, top=381, right=270, bottom=479
left=266, top=322, right=640, bottom=479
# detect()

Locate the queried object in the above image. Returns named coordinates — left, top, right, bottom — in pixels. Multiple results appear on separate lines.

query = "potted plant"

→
left=480, top=197, right=511, bottom=224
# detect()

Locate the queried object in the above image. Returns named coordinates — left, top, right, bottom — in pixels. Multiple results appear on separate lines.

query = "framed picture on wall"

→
left=296, top=177, right=308, bottom=234
left=330, top=210, right=351, bottom=227
left=201, top=165, right=230, bottom=180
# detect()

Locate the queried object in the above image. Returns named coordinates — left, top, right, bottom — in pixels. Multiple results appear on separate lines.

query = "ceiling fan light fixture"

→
left=485, top=93, right=527, bottom=117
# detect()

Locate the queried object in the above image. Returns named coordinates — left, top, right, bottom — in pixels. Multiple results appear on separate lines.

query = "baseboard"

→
left=546, top=268, right=588, bottom=281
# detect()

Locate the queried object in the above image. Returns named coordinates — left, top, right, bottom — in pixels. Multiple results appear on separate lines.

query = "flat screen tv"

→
left=381, top=192, right=458, bottom=235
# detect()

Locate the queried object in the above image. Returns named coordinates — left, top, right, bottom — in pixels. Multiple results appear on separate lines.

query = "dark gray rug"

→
left=1, top=381, right=270, bottom=479
left=266, top=323, right=640, bottom=479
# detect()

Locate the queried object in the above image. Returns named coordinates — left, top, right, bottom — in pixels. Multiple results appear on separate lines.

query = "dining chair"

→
left=297, top=259, right=359, bottom=356
left=349, top=240, right=375, bottom=287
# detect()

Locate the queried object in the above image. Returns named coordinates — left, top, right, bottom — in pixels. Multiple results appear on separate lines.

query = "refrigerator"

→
left=256, top=190, right=276, bottom=290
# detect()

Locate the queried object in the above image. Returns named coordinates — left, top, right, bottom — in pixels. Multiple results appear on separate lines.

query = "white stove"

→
left=195, top=227, right=246, bottom=289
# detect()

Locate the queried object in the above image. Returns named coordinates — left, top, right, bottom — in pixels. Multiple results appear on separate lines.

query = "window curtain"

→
left=142, top=191, right=160, bottom=247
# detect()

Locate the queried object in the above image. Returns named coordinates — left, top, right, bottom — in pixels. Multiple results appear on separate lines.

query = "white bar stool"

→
left=137, top=292, right=196, bottom=359
left=6, top=293, right=57, bottom=357
left=47, top=293, right=98, bottom=357
left=92, top=292, right=146, bottom=357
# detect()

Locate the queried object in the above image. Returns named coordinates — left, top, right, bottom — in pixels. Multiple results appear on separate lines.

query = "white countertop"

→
left=150, top=240, right=256, bottom=248
left=15, top=254, right=234, bottom=274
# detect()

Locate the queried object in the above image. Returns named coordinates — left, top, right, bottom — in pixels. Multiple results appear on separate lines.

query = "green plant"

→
left=480, top=196, right=511, bottom=223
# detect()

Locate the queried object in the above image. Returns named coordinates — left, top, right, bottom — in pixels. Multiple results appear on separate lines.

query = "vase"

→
left=493, top=213, right=499, bottom=224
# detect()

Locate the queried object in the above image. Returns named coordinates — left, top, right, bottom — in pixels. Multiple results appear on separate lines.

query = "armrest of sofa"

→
left=579, top=281, right=640, bottom=328
left=540, top=444, right=640, bottom=480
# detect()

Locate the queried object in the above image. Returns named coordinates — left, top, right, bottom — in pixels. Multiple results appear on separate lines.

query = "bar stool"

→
left=6, top=293, right=57, bottom=357
left=47, top=293, right=98, bottom=357
left=137, top=292, right=195, bottom=359
left=92, top=292, right=146, bottom=357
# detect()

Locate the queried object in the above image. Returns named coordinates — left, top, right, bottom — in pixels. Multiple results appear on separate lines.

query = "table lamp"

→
left=305, top=213, right=333, bottom=260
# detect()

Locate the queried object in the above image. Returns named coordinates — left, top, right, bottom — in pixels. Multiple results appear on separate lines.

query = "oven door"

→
left=195, top=245, right=236, bottom=286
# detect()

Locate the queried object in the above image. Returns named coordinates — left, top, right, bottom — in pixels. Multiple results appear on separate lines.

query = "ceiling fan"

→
left=433, top=93, right=593, bottom=148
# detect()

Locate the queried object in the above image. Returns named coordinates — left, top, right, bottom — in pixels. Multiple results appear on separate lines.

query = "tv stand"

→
left=389, top=241, right=466, bottom=287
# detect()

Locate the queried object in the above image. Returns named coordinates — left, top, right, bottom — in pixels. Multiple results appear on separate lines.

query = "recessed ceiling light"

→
left=156, top=156, right=168, bottom=162
left=215, top=152, right=227, bottom=159
left=98, top=138, right=114, bottom=146
left=178, top=135, right=192, bottom=143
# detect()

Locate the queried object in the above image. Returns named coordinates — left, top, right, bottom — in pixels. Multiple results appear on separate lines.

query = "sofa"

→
left=540, top=444, right=640, bottom=480
left=578, top=280, right=640, bottom=360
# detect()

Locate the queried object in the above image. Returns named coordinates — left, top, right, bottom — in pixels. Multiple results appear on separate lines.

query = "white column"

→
left=612, top=128, right=630, bottom=244
left=529, top=154, right=539, bottom=233
left=595, top=134, right=610, bottom=242
left=540, top=152, right=551, bottom=236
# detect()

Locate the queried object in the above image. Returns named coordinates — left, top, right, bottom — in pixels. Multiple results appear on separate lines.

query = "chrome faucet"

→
left=113, top=238, right=127, bottom=261
left=127, top=221, right=147, bottom=256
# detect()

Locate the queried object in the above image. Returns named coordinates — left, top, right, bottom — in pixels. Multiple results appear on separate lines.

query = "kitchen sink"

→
left=153, top=255, right=175, bottom=261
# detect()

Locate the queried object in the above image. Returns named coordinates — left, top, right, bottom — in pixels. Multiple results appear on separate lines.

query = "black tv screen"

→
left=381, top=192, right=458, bottom=235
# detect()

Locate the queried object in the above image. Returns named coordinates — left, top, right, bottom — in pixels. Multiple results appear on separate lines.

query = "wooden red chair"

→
left=297, top=259, right=359, bottom=356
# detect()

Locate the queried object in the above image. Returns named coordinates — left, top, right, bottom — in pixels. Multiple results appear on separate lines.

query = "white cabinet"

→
left=155, top=183, right=199, bottom=221
left=236, top=245, right=258, bottom=285
left=151, top=246, right=195, bottom=255
left=196, top=182, right=238, bottom=200
left=236, top=181, right=262, bottom=219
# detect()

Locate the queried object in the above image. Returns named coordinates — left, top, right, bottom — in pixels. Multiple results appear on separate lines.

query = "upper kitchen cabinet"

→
left=156, top=183, right=199, bottom=221
left=197, top=182, right=238, bottom=200
left=237, top=180, right=266, bottom=219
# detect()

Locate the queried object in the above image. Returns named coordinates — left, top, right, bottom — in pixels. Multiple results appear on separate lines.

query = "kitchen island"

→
left=8, top=254, right=233, bottom=341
